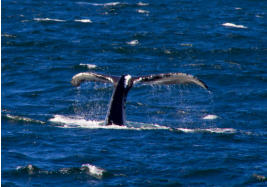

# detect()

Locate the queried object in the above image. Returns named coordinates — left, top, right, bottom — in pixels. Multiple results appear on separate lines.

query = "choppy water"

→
left=2, top=0, right=267, bottom=186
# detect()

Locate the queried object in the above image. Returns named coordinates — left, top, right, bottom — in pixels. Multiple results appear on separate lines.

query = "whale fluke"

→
left=71, top=72, right=119, bottom=87
left=133, top=73, right=208, bottom=90
left=71, top=72, right=208, bottom=126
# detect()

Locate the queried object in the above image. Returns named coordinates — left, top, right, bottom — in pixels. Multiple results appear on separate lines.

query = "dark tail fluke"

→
left=71, top=72, right=119, bottom=87
left=71, top=72, right=208, bottom=126
left=132, top=72, right=208, bottom=90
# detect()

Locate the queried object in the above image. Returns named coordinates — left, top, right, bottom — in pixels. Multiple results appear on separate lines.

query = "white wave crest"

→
left=74, top=19, right=92, bottom=23
left=137, top=2, right=149, bottom=6
left=127, top=40, right=139, bottom=46
left=176, top=128, right=236, bottom=134
left=202, top=114, right=218, bottom=120
left=137, top=9, right=150, bottom=14
left=2, top=34, right=16, bottom=38
left=81, top=164, right=106, bottom=178
left=79, top=63, right=97, bottom=69
left=5, top=114, right=45, bottom=124
left=33, top=18, right=66, bottom=22
left=80, top=2, right=121, bottom=6
left=222, top=22, right=247, bottom=29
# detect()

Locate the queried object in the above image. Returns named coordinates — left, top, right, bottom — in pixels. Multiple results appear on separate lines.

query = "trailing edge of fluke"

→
left=71, top=72, right=208, bottom=126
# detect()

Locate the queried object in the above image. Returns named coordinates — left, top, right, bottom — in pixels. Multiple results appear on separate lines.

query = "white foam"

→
left=176, top=128, right=236, bottom=134
left=74, top=19, right=92, bottom=23
left=202, top=114, right=218, bottom=120
left=81, top=164, right=106, bottom=178
left=34, top=18, right=66, bottom=22
left=137, top=2, right=149, bottom=6
left=256, top=15, right=263, bottom=18
left=85, top=2, right=121, bottom=6
left=137, top=9, right=150, bottom=14
left=49, top=115, right=169, bottom=130
left=127, top=40, right=139, bottom=46
left=2, top=34, right=16, bottom=38
left=180, top=43, right=193, bottom=47
left=222, top=22, right=247, bottom=29
left=49, top=115, right=102, bottom=128
left=6, top=114, right=45, bottom=124
left=49, top=115, right=236, bottom=135
left=235, top=7, right=242, bottom=10
left=79, top=63, right=97, bottom=69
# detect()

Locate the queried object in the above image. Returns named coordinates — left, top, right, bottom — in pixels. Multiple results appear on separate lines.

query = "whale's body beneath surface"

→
left=71, top=72, right=208, bottom=126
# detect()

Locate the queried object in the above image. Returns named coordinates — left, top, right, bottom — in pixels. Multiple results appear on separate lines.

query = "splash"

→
left=49, top=115, right=169, bottom=130
left=49, top=115, right=236, bottom=134
left=81, top=164, right=106, bottom=179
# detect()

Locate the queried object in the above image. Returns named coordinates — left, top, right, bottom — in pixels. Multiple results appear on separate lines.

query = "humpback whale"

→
left=71, top=72, right=208, bottom=126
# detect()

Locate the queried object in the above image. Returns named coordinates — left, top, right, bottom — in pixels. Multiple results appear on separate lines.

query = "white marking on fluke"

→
left=124, top=75, right=131, bottom=88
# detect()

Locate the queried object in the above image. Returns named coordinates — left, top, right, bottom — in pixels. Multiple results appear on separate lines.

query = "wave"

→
left=49, top=115, right=236, bottom=134
left=202, top=114, right=219, bottom=120
left=2, top=33, right=16, bottom=38
left=137, top=2, right=149, bottom=6
left=222, top=22, right=247, bottom=29
left=175, top=128, right=236, bottom=134
left=15, top=163, right=106, bottom=179
left=126, top=40, right=139, bottom=46
left=76, top=2, right=121, bottom=6
left=137, top=9, right=150, bottom=14
left=74, top=19, right=92, bottom=23
left=33, top=18, right=93, bottom=24
left=79, top=63, right=97, bottom=69
left=4, top=114, right=45, bottom=124
left=33, top=18, right=66, bottom=22
left=81, top=164, right=106, bottom=179
left=77, top=1, right=148, bottom=7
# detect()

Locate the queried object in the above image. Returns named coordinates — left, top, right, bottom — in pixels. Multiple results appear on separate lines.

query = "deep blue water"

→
left=2, top=0, right=267, bottom=186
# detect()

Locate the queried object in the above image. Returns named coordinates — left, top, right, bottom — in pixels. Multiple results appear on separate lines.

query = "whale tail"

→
left=71, top=72, right=119, bottom=86
left=71, top=72, right=208, bottom=126
left=71, top=72, right=208, bottom=89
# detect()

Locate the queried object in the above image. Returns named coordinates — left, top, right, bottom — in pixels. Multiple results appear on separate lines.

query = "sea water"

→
left=2, top=0, right=267, bottom=186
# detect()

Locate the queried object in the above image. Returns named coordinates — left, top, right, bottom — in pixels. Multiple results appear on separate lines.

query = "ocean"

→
left=2, top=0, right=267, bottom=186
